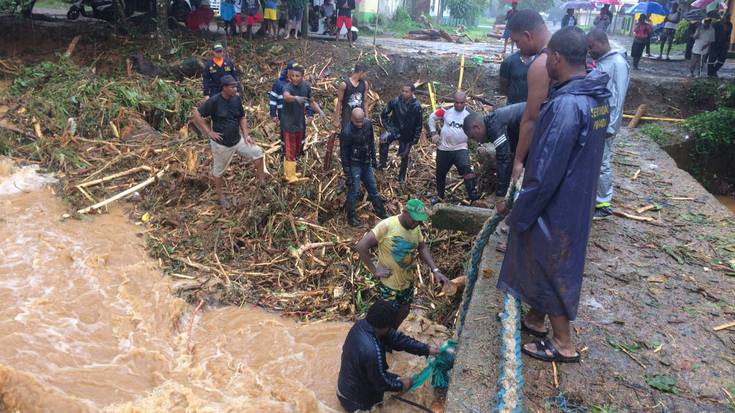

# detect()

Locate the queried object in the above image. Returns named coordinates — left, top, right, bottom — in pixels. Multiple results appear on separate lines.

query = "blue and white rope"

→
left=455, top=185, right=523, bottom=413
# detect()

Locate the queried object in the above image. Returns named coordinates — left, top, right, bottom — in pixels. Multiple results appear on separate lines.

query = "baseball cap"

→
left=405, top=199, right=429, bottom=222
left=220, top=74, right=238, bottom=86
left=213, top=43, right=224, bottom=51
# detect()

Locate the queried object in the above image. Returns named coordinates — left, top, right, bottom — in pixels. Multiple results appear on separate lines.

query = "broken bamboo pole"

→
left=77, top=165, right=168, bottom=214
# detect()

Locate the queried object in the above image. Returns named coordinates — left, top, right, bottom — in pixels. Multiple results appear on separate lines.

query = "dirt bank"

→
left=449, top=127, right=735, bottom=412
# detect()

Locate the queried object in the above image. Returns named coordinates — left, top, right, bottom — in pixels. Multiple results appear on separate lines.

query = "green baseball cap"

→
left=405, top=199, right=429, bottom=222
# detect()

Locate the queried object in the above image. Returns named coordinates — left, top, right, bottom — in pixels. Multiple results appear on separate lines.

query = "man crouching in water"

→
left=337, top=300, right=439, bottom=412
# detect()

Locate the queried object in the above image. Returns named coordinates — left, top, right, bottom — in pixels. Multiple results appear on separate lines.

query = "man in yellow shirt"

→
left=355, top=199, right=449, bottom=328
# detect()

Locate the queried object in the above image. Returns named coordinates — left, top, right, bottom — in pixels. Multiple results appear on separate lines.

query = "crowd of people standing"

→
left=184, top=0, right=357, bottom=42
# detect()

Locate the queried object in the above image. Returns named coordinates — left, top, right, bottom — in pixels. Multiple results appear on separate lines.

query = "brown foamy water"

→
left=0, top=165, right=442, bottom=412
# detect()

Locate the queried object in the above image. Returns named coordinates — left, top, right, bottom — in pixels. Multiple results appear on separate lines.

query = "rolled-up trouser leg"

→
left=596, top=133, right=615, bottom=208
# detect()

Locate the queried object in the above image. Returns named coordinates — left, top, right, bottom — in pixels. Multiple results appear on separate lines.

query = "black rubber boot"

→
left=378, top=142, right=389, bottom=170
left=464, top=177, right=481, bottom=201
left=398, top=156, right=409, bottom=183
left=371, top=196, right=388, bottom=219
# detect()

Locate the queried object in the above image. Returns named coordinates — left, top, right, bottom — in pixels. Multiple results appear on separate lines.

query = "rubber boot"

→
left=398, top=156, right=409, bottom=183
left=377, top=142, right=389, bottom=170
left=370, top=196, right=388, bottom=219
left=464, top=177, right=481, bottom=201
left=283, top=160, right=301, bottom=184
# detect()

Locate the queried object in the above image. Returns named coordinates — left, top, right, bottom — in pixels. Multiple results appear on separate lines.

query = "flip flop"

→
left=522, top=339, right=580, bottom=364
left=495, top=313, right=548, bottom=338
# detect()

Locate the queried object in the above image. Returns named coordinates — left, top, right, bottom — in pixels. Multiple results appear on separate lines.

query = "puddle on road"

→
left=0, top=162, right=440, bottom=412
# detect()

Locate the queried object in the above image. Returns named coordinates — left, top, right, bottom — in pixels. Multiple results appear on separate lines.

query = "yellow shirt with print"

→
left=371, top=216, right=423, bottom=291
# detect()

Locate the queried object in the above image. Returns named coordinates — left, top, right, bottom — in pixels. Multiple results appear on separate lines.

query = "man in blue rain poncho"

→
left=497, top=26, right=611, bottom=363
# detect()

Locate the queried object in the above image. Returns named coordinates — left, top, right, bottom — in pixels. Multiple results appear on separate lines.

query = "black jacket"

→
left=483, top=102, right=526, bottom=197
left=203, top=58, right=240, bottom=96
left=337, top=319, right=430, bottom=410
left=380, top=95, right=423, bottom=143
left=340, top=120, right=376, bottom=170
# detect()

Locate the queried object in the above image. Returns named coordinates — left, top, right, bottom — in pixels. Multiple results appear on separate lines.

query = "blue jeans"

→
left=346, top=164, right=385, bottom=218
left=347, top=165, right=380, bottom=204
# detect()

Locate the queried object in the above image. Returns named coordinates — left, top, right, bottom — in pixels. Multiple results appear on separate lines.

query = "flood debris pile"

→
left=0, top=51, right=475, bottom=323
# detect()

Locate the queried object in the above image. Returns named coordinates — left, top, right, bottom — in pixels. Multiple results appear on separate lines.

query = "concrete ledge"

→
left=445, top=231, right=505, bottom=412
left=430, top=203, right=493, bottom=234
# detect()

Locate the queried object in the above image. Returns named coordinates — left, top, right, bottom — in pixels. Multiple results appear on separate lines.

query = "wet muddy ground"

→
left=449, top=127, right=735, bottom=413
left=1, top=17, right=734, bottom=413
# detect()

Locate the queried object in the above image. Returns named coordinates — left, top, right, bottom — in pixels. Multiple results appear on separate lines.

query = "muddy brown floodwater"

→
left=0, top=165, right=439, bottom=412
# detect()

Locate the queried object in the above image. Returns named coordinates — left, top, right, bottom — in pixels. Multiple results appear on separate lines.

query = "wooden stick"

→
left=620, top=347, right=647, bottom=368
left=291, top=241, right=349, bottom=258
left=458, top=54, right=465, bottom=90
left=77, top=166, right=168, bottom=214
left=78, top=165, right=153, bottom=187
left=713, top=321, right=735, bottom=331
left=631, top=169, right=641, bottom=180
left=613, top=210, right=656, bottom=222
left=636, top=204, right=656, bottom=214
left=64, top=35, right=82, bottom=57
left=627, top=104, right=648, bottom=129
left=551, top=361, right=559, bottom=388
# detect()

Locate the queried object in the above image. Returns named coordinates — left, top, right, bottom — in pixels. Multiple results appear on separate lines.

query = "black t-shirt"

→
left=499, top=52, right=531, bottom=104
left=336, top=0, right=354, bottom=16
left=197, top=93, right=244, bottom=147
left=282, top=81, right=312, bottom=133
left=340, top=77, right=366, bottom=125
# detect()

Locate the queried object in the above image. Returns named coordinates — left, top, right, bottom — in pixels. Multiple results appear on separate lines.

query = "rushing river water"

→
left=0, top=163, right=438, bottom=412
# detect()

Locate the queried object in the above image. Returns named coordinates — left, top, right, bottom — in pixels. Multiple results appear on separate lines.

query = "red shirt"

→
left=633, top=22, right=653, bottom=39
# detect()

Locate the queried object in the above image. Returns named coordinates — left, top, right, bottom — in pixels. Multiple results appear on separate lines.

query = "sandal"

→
left=522, top=339, right=580, bottom=363
left=495, top=313, right=548, bottom=338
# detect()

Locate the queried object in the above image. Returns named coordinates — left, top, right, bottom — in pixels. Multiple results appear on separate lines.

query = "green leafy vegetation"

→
left=640, top=124, right=667, bottom=145
left=11, top=58, right=199, bottom=137
left=445, top=0, right=489, bottom=23
left=607, top=337, right=641, bottom=353
left=674, top=19, right=689, bottom=43
left=684, top=108, right=735, bottom=156
left=644, top=374, right=678, bottom=394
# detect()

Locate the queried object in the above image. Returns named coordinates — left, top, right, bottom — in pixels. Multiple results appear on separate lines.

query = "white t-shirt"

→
left=663, top=12, right=679, bottom=30
left=428, top=107, right=471, bottom=151
left=693, top=26, right=715, bottom=54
